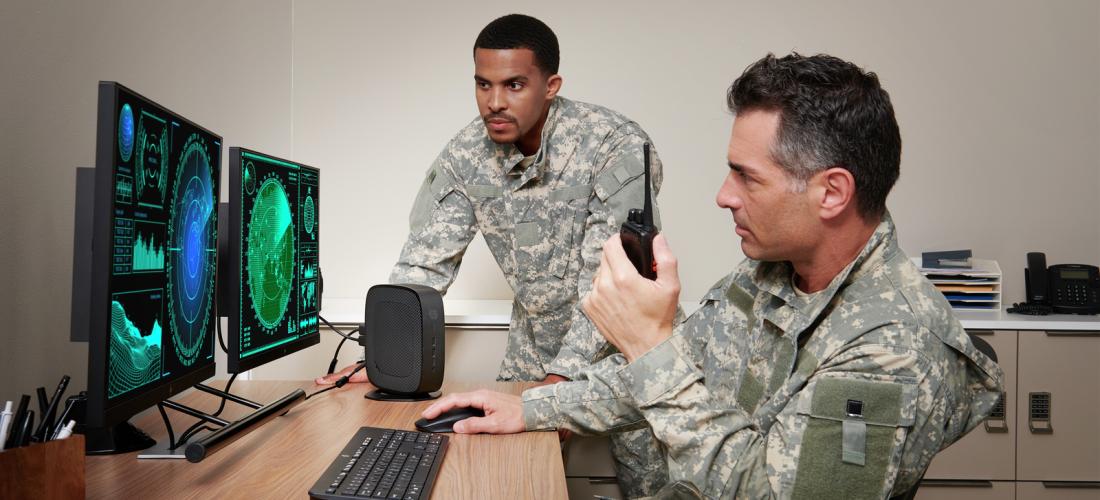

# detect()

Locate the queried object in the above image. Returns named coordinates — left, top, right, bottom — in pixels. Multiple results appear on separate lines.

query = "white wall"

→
left=2, top=0, right=1098, bottom=403
left=0, top=0, right=294, bottom=403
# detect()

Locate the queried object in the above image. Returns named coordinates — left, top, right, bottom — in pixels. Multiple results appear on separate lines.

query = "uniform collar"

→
left=500, top=97, right=563, bottom=188
left=735, top=212, right=899, bottom=335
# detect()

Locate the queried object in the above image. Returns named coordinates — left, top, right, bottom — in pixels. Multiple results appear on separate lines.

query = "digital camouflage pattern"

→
left=390, top=96, right=670, bottom=495
left=522, top=214, right=1005, bottom=499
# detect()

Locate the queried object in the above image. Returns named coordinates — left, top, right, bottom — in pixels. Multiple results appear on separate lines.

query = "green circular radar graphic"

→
left=303, top=193, right=315, bottom=235
left=247, top=177, right=295, bottom=329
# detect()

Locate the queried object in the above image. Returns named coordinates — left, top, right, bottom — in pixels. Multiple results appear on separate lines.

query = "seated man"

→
left=422, top=53, right=1005, bottom=498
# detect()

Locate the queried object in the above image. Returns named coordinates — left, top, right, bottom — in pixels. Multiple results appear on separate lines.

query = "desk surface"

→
left=86, top=380, right=566, bottom=500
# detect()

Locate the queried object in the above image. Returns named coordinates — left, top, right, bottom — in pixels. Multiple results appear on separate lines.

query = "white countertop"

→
left=321, top=297, right=1100, bottom=331
left=321, top=298, right=513, bottom=326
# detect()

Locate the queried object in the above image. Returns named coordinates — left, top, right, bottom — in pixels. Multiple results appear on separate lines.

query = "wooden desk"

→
left=86, top=381, right=566, bottom=499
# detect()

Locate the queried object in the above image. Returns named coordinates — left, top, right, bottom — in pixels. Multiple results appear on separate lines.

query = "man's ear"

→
left=546, top=74, right=563, bottom=100
left=815, top=167, right=856, bottom=220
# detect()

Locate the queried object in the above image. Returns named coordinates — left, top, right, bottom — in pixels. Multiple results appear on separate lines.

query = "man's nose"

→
left=716, top=177, right=743, bottom=210
left=488, top=88, right=505, bottom=112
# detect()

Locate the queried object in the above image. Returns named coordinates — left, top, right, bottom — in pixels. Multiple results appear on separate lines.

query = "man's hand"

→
left=422, top=389, right=525, bottom=434
left=582, top=234, right=680, bottom=362
left=315, top=362, right=370, bottom=386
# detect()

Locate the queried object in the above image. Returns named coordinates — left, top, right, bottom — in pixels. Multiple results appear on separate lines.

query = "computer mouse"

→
left=415, top=406, right=485, bottom=433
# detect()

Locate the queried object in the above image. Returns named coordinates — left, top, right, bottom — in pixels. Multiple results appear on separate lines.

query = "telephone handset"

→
left=1010, top=252, right=1100, bottom=315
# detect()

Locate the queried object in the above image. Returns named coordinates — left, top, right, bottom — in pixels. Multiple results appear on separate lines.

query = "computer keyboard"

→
left=309, top=426, right=449, bottom=500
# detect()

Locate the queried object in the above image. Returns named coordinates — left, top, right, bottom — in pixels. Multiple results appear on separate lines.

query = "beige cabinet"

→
left=1016, top=331, right=1100, bottom=482
left=924, top=330, right=1016, bottom=481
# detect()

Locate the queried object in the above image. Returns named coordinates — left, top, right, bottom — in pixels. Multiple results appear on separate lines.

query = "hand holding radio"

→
left=620, top=142, right=658, bottom=280
left=583, top=233, right=680, bottom=362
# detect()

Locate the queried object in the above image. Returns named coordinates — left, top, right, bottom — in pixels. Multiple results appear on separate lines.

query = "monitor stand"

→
left=84, top=420, right=156, bottom=455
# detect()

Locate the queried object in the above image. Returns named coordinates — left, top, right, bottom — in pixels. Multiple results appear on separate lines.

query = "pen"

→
left=53, top=420, right=76, bottom=441
left=0, top=401, right=13, bottom=451
left=6, top=395, right=29, bottom=449
left=12, top=410, right=34, bottom=448
left=35, top=374, right=70, bottom=441
left=36, top=387, right=48, bottom=416
left=49, top=397, right=79, bottom=441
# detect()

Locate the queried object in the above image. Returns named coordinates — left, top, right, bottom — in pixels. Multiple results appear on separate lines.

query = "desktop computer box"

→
left=359, top=284, right=444, bottom=401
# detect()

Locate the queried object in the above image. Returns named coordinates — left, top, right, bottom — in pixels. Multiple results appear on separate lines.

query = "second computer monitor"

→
left=226, top=147, right=320, bottom=373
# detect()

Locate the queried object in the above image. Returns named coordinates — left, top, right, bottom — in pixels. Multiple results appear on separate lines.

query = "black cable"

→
left=327, top=335, right=351, bottom=375
left=318, top=314, right=359, bottom=375
left=305, top=361, right=367, bottom=400
left=319, top=315, right=359, bottom=341
left=217, top=315, right=228, bottom=353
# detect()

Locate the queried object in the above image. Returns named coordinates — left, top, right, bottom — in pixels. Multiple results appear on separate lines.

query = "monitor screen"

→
left=226, top=147, right=320, bottom=373
left=87, top=82, right=221, bottom=427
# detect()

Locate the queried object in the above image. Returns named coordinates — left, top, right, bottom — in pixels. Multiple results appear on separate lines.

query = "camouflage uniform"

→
left=389, top=96, right=670, bottom=496
left=522, top=214, right=1005, bottom=499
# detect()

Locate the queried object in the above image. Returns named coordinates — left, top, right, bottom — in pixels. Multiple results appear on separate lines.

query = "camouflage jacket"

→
left=522, top=214, right=1005, bottom=498
left=390, top=96, right=663, bottom=381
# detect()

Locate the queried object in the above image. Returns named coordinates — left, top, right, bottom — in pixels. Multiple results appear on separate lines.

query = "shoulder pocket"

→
left=410, top=164, right=458, bottom=231
left=792, top=375, right=917, bottom=499
left=593, top=158, right=643, bottom=203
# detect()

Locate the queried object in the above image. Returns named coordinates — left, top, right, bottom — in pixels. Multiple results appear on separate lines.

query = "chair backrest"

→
left=890, top=332, right=999, bottom=500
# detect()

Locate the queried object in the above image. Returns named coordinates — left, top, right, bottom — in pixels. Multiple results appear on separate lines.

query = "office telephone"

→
left=1009, top=252, right=1100, bottom=315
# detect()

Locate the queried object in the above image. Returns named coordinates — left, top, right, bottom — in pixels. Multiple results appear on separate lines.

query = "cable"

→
left=319, top=315, right=359, bottom=341
left=217, top=316, right=228, bottom=353
left=305, top=361, right=367, bottom=400
left=318, top=314, right=359, bottom=375
left=327, top=335, right=351, bottom=375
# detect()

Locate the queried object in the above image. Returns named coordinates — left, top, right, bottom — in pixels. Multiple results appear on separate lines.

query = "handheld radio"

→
left=620, top=142, right=658, bottom=280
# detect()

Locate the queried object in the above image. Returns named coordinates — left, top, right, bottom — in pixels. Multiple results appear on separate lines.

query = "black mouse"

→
left=415, top=406, right=485, bottom=433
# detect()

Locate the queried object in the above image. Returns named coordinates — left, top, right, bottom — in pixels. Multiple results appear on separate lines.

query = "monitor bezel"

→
left=87, top=81, right=220, bottom=428
left=226, top=146, right=321, bottom=374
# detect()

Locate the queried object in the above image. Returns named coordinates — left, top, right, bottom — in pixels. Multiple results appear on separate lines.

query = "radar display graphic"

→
left=235, top=150, right=319, bottom=362
left=135, top=111, right=169, bottom=208
left=102, top=85, right=220, bottom=404
left=167, top=133, right=217, bottom=366
left=118, top=104, right=134, bottom=163
left=247, top=176, right=295, bottom=329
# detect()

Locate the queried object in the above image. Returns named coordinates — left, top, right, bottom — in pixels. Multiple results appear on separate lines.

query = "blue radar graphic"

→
left=167, top=134, right=216, bottom=366
left=118, top=104, right=134, bottom=162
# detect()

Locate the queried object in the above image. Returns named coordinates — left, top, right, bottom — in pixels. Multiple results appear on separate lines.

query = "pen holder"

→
left=0, top=434, right=85, bottom=499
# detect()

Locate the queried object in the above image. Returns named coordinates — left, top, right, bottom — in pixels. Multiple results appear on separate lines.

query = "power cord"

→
left=305, top=361, right=367, bottom=400
left=217, top=315, right=228, bottom=353
left=319, top=315, right=360, bottom=375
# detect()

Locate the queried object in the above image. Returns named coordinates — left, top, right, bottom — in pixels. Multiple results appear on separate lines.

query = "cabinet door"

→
left=924, top=330, right=1016, bottom=480
left=1016, top=331, right=1100, bottom=481
left=1016, top=481, right=1100, bottom=500
left=444, top=326, right=509, bottom=381
left=914, top=480, right=1014, bottom=500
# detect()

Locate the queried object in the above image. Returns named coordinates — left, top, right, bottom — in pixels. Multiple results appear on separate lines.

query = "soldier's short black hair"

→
left=474, top=14, right=560, bottom=75
left=728, top=53, right=901, bottom=219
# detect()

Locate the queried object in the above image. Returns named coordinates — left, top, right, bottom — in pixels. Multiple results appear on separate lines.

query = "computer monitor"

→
left=85, top=82, right=221, bottom=444
left=223, top=147, right=320, bottom=373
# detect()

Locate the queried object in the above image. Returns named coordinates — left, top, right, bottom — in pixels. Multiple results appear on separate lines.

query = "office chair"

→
left=889, top=332, right=999, bottom=500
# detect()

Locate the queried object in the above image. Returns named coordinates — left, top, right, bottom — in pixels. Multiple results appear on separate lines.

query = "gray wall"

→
left=2, top=0, right=1098, bottom=403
